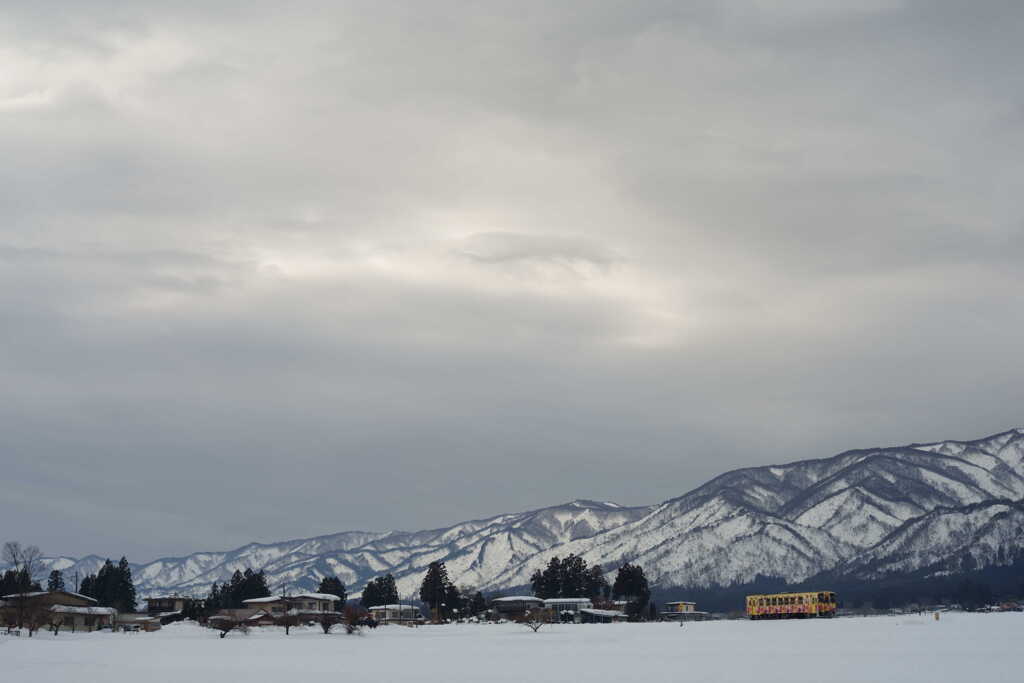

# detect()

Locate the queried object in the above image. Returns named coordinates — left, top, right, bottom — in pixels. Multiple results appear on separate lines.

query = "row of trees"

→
left=530, top=554, right=609, bottom=600
left=361, top=574, right=398, bottom=607
left=205, top=569, right=272, bottom=610
left=417, top=562, right=488, bottom=620
left=80, top=558, right=138, bottom=613
left=3, top=542, right=143, bottom=614
left=530, top=556, right=651, bottom=620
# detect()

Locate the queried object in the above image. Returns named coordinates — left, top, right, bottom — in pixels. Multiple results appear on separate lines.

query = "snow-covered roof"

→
left=543, top=598, right=593, bottom=604
left=368, top=604, right=420, bottom=611
left=50, top=606, right=117, bottom=616
left=117, top=613, right=158, bottom=622
left=292, top=593, right=340, bottom=601
left=665, top=601, right=696, bottom=605
left=242, top=593, right=338, bottom=604
left=491, top=596, right=544, bottom=603
left=1, top=590, right=97, bottom=603
left=580, top=608, right=625, bottom=617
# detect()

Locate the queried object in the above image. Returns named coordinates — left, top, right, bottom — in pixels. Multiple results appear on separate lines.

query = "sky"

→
left=2, top=0, right=1023, bottom=562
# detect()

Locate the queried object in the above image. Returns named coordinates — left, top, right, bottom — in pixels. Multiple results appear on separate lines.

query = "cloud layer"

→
left=2, top=1, right=1022, bottom=560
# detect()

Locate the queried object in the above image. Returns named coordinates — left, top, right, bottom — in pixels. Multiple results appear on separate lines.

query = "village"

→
left=1, top=588, right=711, bottom=637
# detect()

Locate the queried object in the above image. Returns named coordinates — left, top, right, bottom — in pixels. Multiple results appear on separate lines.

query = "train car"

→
left=746, top=591, right=837, bottom=620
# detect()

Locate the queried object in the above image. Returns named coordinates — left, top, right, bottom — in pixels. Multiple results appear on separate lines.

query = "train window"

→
left=818, top=593, right=824, bottom=602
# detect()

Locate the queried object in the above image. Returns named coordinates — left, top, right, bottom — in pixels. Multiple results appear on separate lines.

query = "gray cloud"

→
left=2, top=0, right=1022, bottom=561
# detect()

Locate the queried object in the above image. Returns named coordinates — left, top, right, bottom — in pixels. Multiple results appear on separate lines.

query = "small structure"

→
left=579, top=608, right=626, bottom=624
left=116, top=613, right=162, bottom=632
left=543, top=598, right=593, bottom=623
left=491, top=596, right=545, bottom=620
left=145, top=595, right=196, bottom=624
left=662, top=601, right=709, bottom=622
left=367, top=604, right=424, bottom=624
left=145, top=595, right=197, bottom=620
left=245, top=610, right=277, bottom=627
left=50, top=605, right=118, bottom=631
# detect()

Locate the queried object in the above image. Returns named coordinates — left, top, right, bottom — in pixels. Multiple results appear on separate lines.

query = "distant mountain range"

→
left=22, top=428, right=1024, bottom=599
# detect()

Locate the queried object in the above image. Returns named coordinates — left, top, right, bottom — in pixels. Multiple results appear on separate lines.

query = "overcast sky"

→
left=2, top=0, right=1022, bottom=561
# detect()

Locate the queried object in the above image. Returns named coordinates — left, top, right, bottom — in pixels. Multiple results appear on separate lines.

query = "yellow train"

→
left=746, top=591, right=837, bottom=620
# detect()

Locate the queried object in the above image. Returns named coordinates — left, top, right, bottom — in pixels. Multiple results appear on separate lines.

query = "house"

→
left=367, top=604, right=424, bottom=624
left=145, top=595, right=196, bottom=624
left=241, top=593, right=337, bottom=616
left=661, top=601, right=709, bottom=621
left=543, top=598, right=593, bottom=623
left=579, top=608, right=626, bottom=624
left=2, top=591, right=117, bottom=632
left=146, top=595, right=196, bottom=614
left=491, top=596, right=545, bottom=620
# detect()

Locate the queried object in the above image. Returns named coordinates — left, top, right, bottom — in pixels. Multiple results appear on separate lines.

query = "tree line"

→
left=529, top=554, right=652, bottom=620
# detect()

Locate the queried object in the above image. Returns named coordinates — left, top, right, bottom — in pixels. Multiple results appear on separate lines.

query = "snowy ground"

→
left=2, top=613, right=1020, bottom=682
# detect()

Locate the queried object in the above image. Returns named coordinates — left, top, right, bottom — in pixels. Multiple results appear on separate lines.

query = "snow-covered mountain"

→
left=23, top=428, right=1024, bottom=597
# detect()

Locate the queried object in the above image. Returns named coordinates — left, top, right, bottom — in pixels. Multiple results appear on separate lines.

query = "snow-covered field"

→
left=3, top=614, right=1020, bottom=682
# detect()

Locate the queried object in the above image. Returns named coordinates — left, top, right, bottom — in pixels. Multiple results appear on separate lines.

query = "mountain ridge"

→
left=14, top=428, right=1024, bottom=598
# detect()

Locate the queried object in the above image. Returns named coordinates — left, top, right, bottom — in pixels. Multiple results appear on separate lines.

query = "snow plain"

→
left=3, top=614, right=1020, bottom=683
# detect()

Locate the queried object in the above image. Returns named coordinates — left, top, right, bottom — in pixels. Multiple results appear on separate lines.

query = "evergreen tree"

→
left=0, top=568, right=39, bottom=596
left=467, top=591, right=488, bottom=617
left=79, top=557, right=137, bottom=612
left=239, top=568, right=270, bottom=603
left=79, top=574, right=95, bottom=599
left=225, top=570, right=245, bottom=608
left=47, top=569, right=65, bottom=593
left=361, top=574, right=398, bottom=607
left=380, top=574, right=399, bottom=605
left=420, top=562, right=455, bottom=619
left=116, top=557, right=137, bottom=612
left=561, top=554, right=587, bottom=597
left=206, top=582, right=223, bottom=611
left=532, top=554, right=601, bottom=598
left=317, top=576, right=347, bottom=610
left=361, top=579, right=380, bottom=608
left=612, top=563, right=651, bottom=621
left=585, top=565, right=609, bottom=600
left=532, top=556, right=562, bottom=598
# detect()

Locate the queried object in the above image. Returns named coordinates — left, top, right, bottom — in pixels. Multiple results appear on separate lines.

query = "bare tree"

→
left=316, top=611, right=344, bottom=634
left=343, top=605, right=363, bottom=635
left=276, top=609, right=301, bottom=635
left=209, top=614, right=247, bottom=639
left=24, top=602, right=50, bottom=637
left=519, top=607, right=548, bottom=633
left=48, top=610, right=66, bottom=636
left=3, top=542, right=44, bottom=581
left=3, top=542, right=44, bottom=630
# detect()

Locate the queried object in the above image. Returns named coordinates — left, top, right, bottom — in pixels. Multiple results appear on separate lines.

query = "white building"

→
left=543, top=597, right=593, bottom=622
left=367, top=604, right=423, bottom=624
